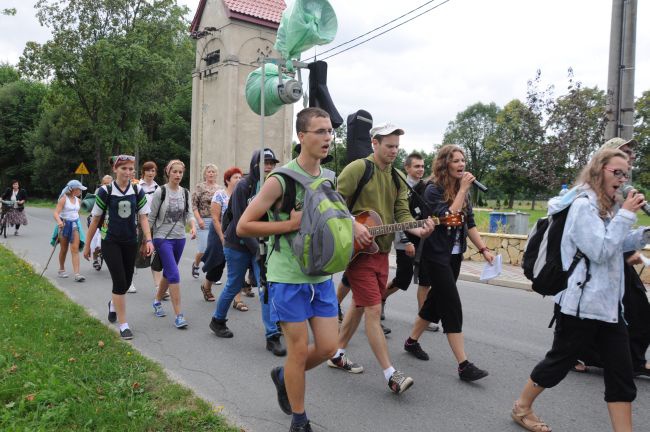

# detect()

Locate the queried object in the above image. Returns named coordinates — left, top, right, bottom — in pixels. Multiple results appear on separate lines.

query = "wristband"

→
left=146, top=239, right=153, bottom=243
left=479, top=247, right=489, bottom=254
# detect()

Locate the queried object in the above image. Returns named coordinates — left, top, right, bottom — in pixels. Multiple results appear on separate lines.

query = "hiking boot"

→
left=174, top=314, right=188, bottom=329
left=338, top=303, right=344, bottom=323
left=120, top=328, right=133, bottom=340
left=458, top=361, right=489, bottom=382
left=404, top=340, right=430, bottom=361
left=266, top=334, right=287, bottom=357
left=127, top=283, right=137, bottom=293
left=327, top=354, right=364, bottom=373
left=152, top=301, right=166, bottom=317
left=107, top=301, right=117, bottom=323
left=381, top=324, right=391, bottom=335
left=209, top=317, right=233, bottom=338
left=289, top=421, right=313, bottom=432
left=388, top=370, right=414, bottom=394
left=191, top=263, right=200, bottom=279
left=270, top=366, right=292, bottom=415
left=380, top=300, right=386, bottom=320
left=425, top=323, right=440, bottom=332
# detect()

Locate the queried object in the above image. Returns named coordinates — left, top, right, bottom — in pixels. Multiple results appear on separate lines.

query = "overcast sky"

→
left=1, top=0, right=648, bottom=153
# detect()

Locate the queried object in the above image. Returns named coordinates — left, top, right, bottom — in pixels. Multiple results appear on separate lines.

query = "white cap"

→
left=369, top=122, right=405, bottom=139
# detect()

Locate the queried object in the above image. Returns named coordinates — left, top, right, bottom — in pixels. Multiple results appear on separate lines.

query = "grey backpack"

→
left=272, top=167, right=353, bottom=276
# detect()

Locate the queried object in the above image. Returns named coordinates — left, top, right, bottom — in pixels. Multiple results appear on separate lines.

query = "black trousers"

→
left=102, top=240, right=138, bottom=295
left=531, top=311, right=636, bottom=403
left=418, top=254, right=463, bottom=333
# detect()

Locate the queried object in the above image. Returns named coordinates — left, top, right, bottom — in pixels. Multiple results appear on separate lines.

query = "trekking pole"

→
left=40, top=233, right=61, bottom=278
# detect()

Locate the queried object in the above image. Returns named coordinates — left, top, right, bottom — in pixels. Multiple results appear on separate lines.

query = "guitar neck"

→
left=367, top=217, right=438, bottom=236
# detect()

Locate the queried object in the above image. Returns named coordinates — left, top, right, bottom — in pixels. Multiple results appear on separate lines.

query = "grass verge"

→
left=0, top=245, right=240, bottom=431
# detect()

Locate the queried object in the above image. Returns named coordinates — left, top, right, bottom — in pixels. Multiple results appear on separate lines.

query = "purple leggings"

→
left=153, top=238, right=186, bottom=284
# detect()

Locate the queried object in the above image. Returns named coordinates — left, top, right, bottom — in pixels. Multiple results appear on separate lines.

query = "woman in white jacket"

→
left=511, top=148, right=648, bottom=432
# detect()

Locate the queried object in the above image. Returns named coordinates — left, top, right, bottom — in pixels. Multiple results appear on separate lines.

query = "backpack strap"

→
left=98, top=183, right=113, bottom=231
left=348, top=159, right=374, bottom=211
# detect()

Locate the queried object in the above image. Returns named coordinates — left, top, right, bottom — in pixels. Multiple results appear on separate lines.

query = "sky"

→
left=1, top=0, right=648, bottom=153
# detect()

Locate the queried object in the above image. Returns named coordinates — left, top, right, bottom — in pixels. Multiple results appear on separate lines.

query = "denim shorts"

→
left=269, top=279, right=337, bottom=323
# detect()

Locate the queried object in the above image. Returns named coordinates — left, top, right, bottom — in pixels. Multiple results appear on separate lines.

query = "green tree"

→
left=20, top=0, right=190, bottom=180
left=634, top=90, right=650, bottom=189
left=0, top=67, right=48, bottom=190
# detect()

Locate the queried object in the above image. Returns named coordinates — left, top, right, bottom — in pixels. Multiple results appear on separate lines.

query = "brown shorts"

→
left=345, top=252, right=388, bottom=307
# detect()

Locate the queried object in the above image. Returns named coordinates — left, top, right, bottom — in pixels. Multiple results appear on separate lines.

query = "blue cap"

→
left=66, top=180, right=87, bottom=191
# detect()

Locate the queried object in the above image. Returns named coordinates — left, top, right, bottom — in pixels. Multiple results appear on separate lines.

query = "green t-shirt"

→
left=265, top=159, right=331, bottom=284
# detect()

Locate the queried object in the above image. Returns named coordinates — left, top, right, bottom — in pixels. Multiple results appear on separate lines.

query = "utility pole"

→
left=605, top=0, right=637, bottom=140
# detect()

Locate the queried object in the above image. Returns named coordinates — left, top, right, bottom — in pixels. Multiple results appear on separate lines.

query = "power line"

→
left=319, top=0, right=451, bottom=62
left=312, top=0, right=439, bottom=59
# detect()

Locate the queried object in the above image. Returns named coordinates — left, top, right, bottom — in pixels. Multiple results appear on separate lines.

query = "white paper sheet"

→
left=480, top=254, right=502, bottom=281
left=640, top=254, right=650, bottom=267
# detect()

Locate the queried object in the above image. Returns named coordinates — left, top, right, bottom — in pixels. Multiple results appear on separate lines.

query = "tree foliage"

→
left=634, top=90, right=650, bottom=189
left=19, top=0, right=191, bottom=180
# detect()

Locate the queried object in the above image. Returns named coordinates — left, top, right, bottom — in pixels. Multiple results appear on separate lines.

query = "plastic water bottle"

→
left=559, top=184, right=568, bottom=196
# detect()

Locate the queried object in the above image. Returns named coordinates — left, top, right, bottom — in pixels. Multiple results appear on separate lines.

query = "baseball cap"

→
left=369, top=122, right=405, bottom=139
left=599, top=137, right=637, bottom=152
left=66, top=180, right=87, bottom=191
left=263, top=148, right=280, bottom=163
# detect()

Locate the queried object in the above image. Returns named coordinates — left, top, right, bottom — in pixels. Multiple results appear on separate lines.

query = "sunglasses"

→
left=603, top=167, right=629, bottom=180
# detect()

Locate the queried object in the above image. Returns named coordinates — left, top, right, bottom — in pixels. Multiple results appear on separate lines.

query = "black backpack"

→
left=221, top=180, right=254, bottom=233
left=521, top=202, right=591, bottom=297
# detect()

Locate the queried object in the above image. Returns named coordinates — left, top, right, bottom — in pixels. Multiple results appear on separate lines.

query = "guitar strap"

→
left=412, top=239, right=425, bottom=284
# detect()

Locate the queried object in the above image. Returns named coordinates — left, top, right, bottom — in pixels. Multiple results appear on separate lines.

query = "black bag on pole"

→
left=346, top=109, right=373, bottom=164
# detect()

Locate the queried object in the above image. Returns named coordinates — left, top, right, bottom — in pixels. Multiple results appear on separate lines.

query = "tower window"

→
left=204, top=50, right=221, bottom=66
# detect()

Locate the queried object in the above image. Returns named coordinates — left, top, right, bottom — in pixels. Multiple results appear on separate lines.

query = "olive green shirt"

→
left=337, top=155, right=414, bottom=253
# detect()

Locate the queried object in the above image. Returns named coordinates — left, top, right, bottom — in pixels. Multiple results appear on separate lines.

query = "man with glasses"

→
left=328, top=123, right=434, bottom=395
left=237, top=107, right=343, bottom=432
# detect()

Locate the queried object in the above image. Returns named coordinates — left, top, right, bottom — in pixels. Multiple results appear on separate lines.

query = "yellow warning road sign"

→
left=75, top=162, right=90, bottom=175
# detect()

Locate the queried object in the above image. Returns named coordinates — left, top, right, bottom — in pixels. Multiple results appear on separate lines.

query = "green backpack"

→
left=272, top=167, right=353, bottom=276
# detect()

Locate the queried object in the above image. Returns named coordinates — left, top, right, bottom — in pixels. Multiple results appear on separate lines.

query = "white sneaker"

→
left=74, top=274, right=86, bottom=282
left=127, top=283, right=137, bottom=293
left=58, top=270, right=69, bottom=278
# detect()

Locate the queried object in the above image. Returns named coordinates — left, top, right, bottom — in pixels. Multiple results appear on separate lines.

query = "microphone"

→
left=473, top=179, right=488, bottom=193
left=621, top=184, right=650, bottom=216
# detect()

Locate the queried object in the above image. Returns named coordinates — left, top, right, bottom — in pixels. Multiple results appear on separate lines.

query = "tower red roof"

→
left=190, top=0, right=287, bottom=32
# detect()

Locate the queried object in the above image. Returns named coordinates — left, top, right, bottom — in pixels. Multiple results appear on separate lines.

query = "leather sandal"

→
left=200, top=282, right=215, bottom=302
left=233, top=300, right=249, bottom=312
left=511, top=401, right=551, bottom=432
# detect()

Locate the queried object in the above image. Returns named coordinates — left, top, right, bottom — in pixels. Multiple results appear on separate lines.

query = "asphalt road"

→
left=3, top=207, right=649, bottom=432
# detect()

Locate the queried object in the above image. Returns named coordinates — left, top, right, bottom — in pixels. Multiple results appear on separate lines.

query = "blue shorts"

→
left=269, top=279, right=338, bottom=323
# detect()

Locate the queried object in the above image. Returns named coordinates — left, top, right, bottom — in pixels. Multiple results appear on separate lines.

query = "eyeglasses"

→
left=603, top=167, right=629, bottom=179
left=302, top=129, right=335, bottom=136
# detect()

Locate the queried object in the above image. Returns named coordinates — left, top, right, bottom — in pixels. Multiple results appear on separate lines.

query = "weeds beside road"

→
left=0, top=245, right=239, bottom=432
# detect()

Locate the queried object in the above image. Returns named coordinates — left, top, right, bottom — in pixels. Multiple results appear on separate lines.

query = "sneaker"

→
left=127, top=283, right=137, bottom=293
left=266, top=334, right=287, bottom=357
left=634, top=366, right=650, bottom=378
left=425, top=323, right=440, bottom=332
left=152, top=301, right=166, bottom=317
left=191, top=263, right=200, bottom=279
left=380, top=300, right=386, bottom=320
left=388, top=370, right=414, bottom=394
left=174, top=314, right=188, bottom=329
left=289, top=421, right=313, bottom=432
left=337, top=303, right=344, bottom=323
left=404, top=341, right=430, bottom=361
left=381, top=324, right=391, bottom=335
left=209, top=317, right=233, bottom=338
left=458, top=361, right=489, bottom=382
left=107, top=301, right=117, bottom=323
left=327, top=354, right=364, bottom=373
left=270, top=366, right=292, bottom=415
left=74, top=273, right=85, bottom=282
left=120, top=328, right=133, bottom=340
left=215, top=280, right=222, bottom=285
left=92, top=259, right=101, bottom=271
left=57, top=270, right=69, bottom=278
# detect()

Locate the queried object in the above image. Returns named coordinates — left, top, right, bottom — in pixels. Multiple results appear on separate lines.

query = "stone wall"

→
left=464, top=232, right=650, bottom=284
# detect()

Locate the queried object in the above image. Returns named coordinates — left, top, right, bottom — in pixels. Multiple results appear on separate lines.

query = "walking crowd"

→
left=5, top=108, right=650, bottom=432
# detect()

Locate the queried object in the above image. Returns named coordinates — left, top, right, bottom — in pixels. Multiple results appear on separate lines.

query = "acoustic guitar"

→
left=352, top=210, right=464, bottom=260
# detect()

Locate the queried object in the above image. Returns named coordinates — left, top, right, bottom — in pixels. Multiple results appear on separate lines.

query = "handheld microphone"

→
left=621, top=184, right=650, bottom=216
left=473, top=179, right=488, bottom=193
